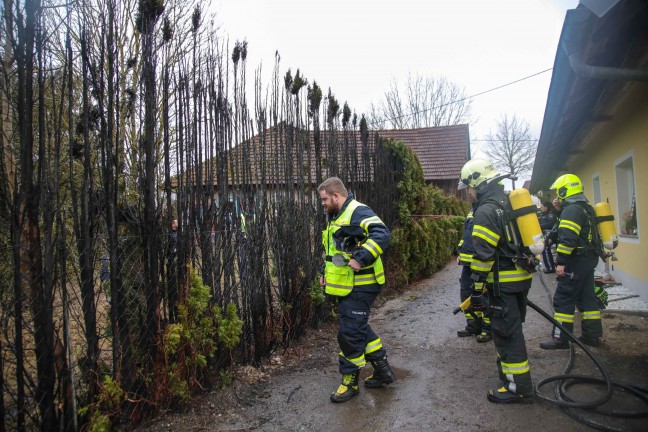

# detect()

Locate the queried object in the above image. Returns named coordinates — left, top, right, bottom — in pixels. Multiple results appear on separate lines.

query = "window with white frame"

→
left=592, top=174, right=601, bottom=204
left=615, top=155, right=638, bottom=237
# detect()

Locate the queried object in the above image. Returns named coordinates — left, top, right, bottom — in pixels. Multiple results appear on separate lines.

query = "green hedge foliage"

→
left=381, top=139, right=470, bottom=290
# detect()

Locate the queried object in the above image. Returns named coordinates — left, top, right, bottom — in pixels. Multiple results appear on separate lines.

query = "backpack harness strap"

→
left=509, top=204, right=537, bottom=219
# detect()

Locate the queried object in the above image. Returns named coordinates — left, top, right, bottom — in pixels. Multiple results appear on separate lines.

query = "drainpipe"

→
left=562, top=5, right=648, bottom=82
left=568, top=53, right=648, bottom=82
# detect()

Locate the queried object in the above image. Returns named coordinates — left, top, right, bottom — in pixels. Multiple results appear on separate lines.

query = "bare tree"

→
left=368, top=74, right=473, bottom=129
left=484, top=114, right=536, bottom=189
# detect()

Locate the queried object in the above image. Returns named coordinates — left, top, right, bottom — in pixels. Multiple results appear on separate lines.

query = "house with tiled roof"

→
left=173, top=123, right=470, bottom=197
left=375, top=125, right=471, bottom=195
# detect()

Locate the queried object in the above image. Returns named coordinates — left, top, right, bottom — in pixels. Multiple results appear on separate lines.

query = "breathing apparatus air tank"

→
left=594, top=202, right=618, bottom=250
left=509, top=188, right=544, bottom=255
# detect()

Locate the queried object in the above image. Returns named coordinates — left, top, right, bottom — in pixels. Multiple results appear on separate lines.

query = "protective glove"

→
left=594, top=283, right=608, bottom=309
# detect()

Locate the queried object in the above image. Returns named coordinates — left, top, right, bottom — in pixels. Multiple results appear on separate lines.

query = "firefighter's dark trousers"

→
left=337, top=288, right=387, bottom=374
left=487, top=288, right=533, bottom=397
left=552, top=251, right=602, bottom=341
left=460, top=265, right=491, bottom=334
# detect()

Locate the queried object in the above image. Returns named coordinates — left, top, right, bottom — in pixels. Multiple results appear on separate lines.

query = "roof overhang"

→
left=530, top=1, right=648, bottom=193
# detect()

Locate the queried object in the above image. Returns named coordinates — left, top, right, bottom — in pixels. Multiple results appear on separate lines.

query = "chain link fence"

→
left=0, top=127, right=400, bottom=432
left=0, top=1, right=442, bottom=430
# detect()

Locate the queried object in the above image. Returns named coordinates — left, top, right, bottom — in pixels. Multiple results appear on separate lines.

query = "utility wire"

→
left=369, top=68, right=553, bottom=128
left=472, top=139, right=539, bottom=142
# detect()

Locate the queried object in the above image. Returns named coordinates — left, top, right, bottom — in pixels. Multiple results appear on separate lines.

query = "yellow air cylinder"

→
left=509, top=188, right=544, bottom=255
left=594, top=202, right=618, bottom=250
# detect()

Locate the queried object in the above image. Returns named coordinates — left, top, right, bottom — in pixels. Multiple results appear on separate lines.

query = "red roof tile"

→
left=376, top=125, right=470, bottom=181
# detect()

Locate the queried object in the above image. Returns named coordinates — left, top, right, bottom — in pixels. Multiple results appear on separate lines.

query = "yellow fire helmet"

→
left=458, top=158, right=499, bottom=190
left=550, top=173, right=583, bottom=200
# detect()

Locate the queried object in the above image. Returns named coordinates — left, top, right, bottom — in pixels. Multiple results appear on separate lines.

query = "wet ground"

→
left=139, top=261, right=648, bottom=432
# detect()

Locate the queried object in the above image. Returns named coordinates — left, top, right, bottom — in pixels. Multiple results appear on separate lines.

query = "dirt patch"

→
left=608, top=321, right=640, bottom=332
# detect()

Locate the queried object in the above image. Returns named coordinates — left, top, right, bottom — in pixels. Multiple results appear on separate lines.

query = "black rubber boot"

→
left=457, top=323, right=481, bottom=337
left=578, top=336, right=600, bottom=347
left=365, top=356, right=397, bottom=388
left=330, top=371, right=360, bottom=403
left=539, top=338, right=569, bottom=350
left=487, top=386, right=534, bottom=404
left=476, top=332, right=493, bottom=343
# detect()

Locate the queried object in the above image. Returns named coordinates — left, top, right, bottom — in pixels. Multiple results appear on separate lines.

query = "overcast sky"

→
left=211, top=0, right=579, bottom=165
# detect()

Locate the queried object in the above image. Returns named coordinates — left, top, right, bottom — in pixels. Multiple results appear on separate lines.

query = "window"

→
left=615, top=154, right=638, bottom=237
left=592, top=174, right=601, bottom=204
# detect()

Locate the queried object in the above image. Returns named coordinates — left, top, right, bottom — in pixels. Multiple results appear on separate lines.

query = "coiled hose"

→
left=528, top=280, right=648, bottom=431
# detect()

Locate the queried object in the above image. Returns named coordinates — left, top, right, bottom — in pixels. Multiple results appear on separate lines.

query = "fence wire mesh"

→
left=1, top=147, right=396, bottom=431
left=0, top=1, right=414, bottom=431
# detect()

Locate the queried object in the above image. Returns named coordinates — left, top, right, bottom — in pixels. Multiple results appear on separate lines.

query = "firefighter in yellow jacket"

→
left=319, top=177, right=396, bottom=403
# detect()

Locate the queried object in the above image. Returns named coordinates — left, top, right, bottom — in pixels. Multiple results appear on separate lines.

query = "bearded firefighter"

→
left=319, top=176, right=396, bottom=403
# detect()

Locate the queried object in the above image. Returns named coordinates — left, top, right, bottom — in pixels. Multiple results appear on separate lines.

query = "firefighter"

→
left=319, top=176, right=396, bottom=403
left=457, top=202, right=492, bottom=343
left=540, top=174, right=603, bottom=349
left=458, top=158, right=534, bottom=404
left=538, top=201, right=557, bottom=274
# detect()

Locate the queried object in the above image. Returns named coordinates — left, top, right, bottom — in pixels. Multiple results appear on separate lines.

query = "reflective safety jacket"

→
left=322, top=195, right=390, bottom=296
left=470, top=183, right=532, bottom=292
left=555, top=194, right=595, bottom=266
left=457, top=206, right=475, bottom=266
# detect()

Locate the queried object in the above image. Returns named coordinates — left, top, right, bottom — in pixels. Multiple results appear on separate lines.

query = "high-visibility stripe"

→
left=458, top=240, right=464, bottom=247
left=362, top=239, right=383, bottom=258
left=354, top=274, right=378, bottom=284
left=486, top=268, right=532, bottom=283
left=559, top=219, right=581, bottom=235
left=340, top=351, right=366, bottom=368
left=471, top=260, right=494, bottom=272
left=473, top=225, right=500, bottom=246
left=554, top=312, right=574, bottom=323
left=326, top=281, right=353, bottom=289
left=459, top=253, right=474, bottom=262
left=501, top=359, right=530, bottom=375
left=365, top=338, right=383, bottom=354
left=557, top=244, right=574, bottom=254
left=360, top=216, right=383, bottom=230
left=582, top=310, right=601, bottom=320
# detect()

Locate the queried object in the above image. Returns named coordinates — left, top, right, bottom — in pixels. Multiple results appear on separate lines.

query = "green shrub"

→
left=218, top=303, right=243, bottom=351
left=308, top=277, right=326, bottom=305
left=162, top=267, right=243, bottom=405
left=380, top=139, right=469, bottom=290
left=78, top=375, right=125, bottom=432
